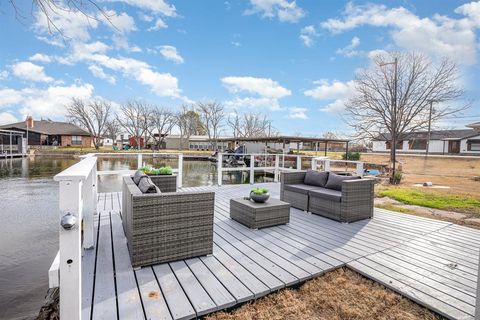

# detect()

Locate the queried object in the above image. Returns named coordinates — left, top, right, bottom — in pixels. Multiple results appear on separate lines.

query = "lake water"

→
left=0, top=155, right=274, bottom=320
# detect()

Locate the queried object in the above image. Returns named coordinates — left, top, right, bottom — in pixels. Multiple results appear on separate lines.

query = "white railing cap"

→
left=54, top=157, right=97, bottom=181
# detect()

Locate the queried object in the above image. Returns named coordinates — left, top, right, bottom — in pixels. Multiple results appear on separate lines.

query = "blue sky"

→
left=0, top=0, right=479, bottom=136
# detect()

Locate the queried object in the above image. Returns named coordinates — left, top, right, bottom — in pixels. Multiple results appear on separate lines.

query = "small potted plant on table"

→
left=140, top=165, right=177, bottom=192
left=249, top=187, right=270, bottom=203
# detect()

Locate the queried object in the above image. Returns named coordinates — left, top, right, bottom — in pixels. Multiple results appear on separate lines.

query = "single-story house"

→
left=0, top=117, right=93, bottom=147
left=372, top=122, right=480, bottom=155
left=164, top=135, right=228, bottom=151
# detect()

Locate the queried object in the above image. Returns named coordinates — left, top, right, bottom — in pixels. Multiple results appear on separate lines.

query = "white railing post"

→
left=177, top=154, right=183, bottom=188
left=324, top=159, right=331, bottom=172
left=137, top=153, right=143, bottom=169
left=217, top=153, right=223, bottom=186
left=311, top=158, right=317, bottom=170
left=356, top=161, right=364, bottom=176
left=296, top=155, right=301, bottom=170
left=274, top=154, right=279, bottom=182
left=249, top=155, right=254, bottom=184
left=58, top=179, right=82, bottom=320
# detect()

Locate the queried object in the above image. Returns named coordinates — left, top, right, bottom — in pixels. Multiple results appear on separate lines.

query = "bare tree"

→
left=176, top=105, right=201, bottom=150
left=66, top=98, right=111, bottom=149
left=116, top=100, right=150, bottom=149
left=197, top=102, right=225, bottom=150
left=148, top=106, right=176, bottom=149
left=227, top=111, right=273, bottom=138
left=105, top=119, right=121, bottom=142
left=345, top=51, right=466, bottom=178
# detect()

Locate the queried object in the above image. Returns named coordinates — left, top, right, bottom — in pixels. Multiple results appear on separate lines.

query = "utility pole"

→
left=426, top=100, right=433, bottom=156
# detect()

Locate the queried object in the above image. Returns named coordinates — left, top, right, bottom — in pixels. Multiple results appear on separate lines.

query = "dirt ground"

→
left=360, top=153, right=480, bottom=197
left=207, top=268, right=438, bottom=320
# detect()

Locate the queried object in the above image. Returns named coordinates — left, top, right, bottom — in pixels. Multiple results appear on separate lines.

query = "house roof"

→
left=0, top=120, right=91, bottom=136
left=216, top=135, right=350, bottom=143
left=467, top=122, right=480, bottom=129
left=374, top=129, right=479, bottom=141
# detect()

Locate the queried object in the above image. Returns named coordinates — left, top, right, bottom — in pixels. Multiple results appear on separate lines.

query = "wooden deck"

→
left=82, top=183, right=479, bottom=320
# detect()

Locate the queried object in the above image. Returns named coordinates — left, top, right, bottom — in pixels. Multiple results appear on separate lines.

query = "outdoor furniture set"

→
left=121, top=167, right=374, bottom=269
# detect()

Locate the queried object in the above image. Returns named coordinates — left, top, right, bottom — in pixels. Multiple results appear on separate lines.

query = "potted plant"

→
left=139, top=165, right=176, bottom=192
left=249, top=187, right=270, bottom=203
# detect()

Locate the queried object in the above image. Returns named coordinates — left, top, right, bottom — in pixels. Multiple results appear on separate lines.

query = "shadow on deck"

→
left=82, top=183, right=479, bottom=320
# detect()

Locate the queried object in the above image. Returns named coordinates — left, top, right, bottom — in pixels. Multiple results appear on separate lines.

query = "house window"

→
left=72, top=136, right=82, bottom=145
left=409, top=139, right=427, bottom=150
left=386, top=140, right=403, bottom=150
left=467, top=140, right=480, bottom=151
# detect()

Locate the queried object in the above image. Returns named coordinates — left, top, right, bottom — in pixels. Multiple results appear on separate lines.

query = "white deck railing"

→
left=50, top=155, right=98, bottom=320
left=312, top=157, right=364, bottom=177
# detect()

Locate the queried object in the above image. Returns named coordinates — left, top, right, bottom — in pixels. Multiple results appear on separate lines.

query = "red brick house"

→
left=0, top=117, right=93, bottom=147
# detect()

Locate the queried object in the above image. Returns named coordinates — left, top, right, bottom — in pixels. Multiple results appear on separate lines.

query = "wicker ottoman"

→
left=230, top=198, right=290, bottom=229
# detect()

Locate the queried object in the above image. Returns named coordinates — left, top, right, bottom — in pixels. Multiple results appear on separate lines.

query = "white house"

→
left=372, top=122, right=480, bottom=155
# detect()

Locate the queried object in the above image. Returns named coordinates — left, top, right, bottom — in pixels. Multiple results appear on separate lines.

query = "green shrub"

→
left=342, top=152, right=361, bottom=161
left=140, top=165, right=173, bottom=175
left=251, top=187, right=269, bottom=195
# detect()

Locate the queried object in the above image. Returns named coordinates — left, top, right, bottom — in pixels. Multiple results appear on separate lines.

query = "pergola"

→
left=0, top=129, right=26, bottom=157
left=216, top=135, right=351, bottom=157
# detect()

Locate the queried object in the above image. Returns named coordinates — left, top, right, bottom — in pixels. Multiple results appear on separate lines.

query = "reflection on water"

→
left=0, top=155, right=275, bottom=319
left=0, top=156, right=77, bottom=320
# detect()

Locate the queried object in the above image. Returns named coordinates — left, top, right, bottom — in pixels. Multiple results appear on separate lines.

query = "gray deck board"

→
left=82, top=184, right=480, bottom=320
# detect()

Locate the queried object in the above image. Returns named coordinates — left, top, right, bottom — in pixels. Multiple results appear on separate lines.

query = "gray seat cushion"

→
left=304, top=170, right=329, bottom=187
left=309, top=187, right=342, bottom=202
left=137, top=176, right=159, bottom=194
left=325, top=173, right=361, bottom=191
left=284, top=184, right=321, bottom=195
left=133, top=170, right=147, bottom=185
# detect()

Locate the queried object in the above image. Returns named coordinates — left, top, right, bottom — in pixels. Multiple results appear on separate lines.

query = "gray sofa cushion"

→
left=284, top=184, right=322, bottom=195
left=137, top=176, right=158, bottom=194
left=325, top=173, right=361, bottom=191
left=304, top=170, right=329, bottom=187
left=133, top=170, right=147, bottom=185
left=309, top=187, right=342, bottom=202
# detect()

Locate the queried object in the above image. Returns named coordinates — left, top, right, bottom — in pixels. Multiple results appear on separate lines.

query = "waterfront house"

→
left=0, top=117, right=93, bottom=147
left=371, top=122, right=480, bottom=155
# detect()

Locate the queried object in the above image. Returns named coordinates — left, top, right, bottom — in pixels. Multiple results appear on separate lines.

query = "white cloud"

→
left=112, top=34, right=142, bottom=52
left=100, top=10, right=136, bottom=33
left=29, top=53, right=51, bottom=63
left=12, top=61, right=54, bottom=83
left=0, top=70, right=8, bottom=80
left=299, top=25, right=318, bottom=47
left=0, top=112, right=18, bottom=125
left=139, top=13, right=154, bottom=22
left=0, top=89, right=23, bottom=107
left=288, top=107, right=308, bottom=119
left=88, top=65, right=116, bottom=84
left=110, top=0, right=176, bottom=16
left=304, top=79, right=356, bottom=113
left=0, top=84, right=94, bottom=120
left=336, top=36, right=360, bottom=57
left=320, top=2, right=480, bottom=64
left=148, top=18, right=168, bottom=31
left=367, top=49, right=388, bottom=60
left=159, top=45, right=184, bottom=64
left=245, top=0, right=305, bottom=23
left=222, top=76, right=291, bottom=99
left=222, top=76, right=291, bottom=111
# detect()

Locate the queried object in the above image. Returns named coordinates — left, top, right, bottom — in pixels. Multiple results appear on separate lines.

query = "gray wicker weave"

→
left=280, top=171, right=309, bottom=211
left=148, top=174, right=177, bottom=192
left=280, top=171, right=374, bottom=223
left=122, top=176, right=214, bottom=268
left=230, top=198, right=290, bottom=229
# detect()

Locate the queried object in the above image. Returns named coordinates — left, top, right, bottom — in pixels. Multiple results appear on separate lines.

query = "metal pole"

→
left=426, top=100, right=433, bottom=156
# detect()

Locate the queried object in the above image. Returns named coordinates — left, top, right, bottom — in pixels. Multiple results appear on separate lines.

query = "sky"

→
left=0, top=0, right=479, bottom=136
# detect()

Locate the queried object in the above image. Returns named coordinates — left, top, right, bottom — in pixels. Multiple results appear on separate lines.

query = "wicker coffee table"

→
left=230, top=198, right=290, bottom=229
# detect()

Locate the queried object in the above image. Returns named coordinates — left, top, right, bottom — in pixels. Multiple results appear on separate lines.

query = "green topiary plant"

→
left=250, top=187, right=269, bottom=195
left=140, top=165, right=173, bottom=175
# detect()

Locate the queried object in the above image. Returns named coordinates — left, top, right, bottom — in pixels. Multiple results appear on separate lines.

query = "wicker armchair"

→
left=148, top=174, right=177, bottom=192
left=122, top=176, right=214, bottom=268
left=280, top=171, right=374, bottom=222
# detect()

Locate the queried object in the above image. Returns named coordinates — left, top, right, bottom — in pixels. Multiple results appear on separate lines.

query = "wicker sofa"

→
left=280, top=170, right=374, bottom=223
left=122, top=176, right=215, bottom=268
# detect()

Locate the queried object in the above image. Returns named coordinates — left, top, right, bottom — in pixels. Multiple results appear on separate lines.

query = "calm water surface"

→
left=0, top=155, right=273, bottom=320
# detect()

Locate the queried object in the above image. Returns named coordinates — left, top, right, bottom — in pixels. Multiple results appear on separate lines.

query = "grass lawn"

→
left=376, top=186, right=480, bottom=214
left=207, top=268, right=438, bottom=320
